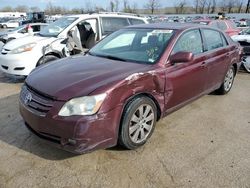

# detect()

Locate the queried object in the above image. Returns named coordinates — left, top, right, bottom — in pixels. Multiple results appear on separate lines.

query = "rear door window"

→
left=202, top=29, right=224, bottom=51
left=128, top=18, right=145, bottom=25
left=101, top=17, right=129, bottom=36
left=172, top=29, right=203, bottom=55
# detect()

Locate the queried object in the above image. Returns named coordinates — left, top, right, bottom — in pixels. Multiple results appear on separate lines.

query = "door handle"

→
left=201, top=61, right=207, bottom=68
left=226, top=52, right=230, bottom=57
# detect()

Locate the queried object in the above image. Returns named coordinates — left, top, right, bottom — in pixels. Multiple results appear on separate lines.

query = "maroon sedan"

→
left=193, top=19, right=240, bottom=36
left=19, top=23, right=241, bottom=154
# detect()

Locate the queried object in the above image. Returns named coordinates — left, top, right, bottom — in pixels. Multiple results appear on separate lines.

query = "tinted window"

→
left=31, top=25, right=40, bottom=32
left=203, top=29, right=224, bottom=51
left=173, top=29, right=203, bottom=55
left=217, top=21, right=227, bottom=31
left=129, top=18, right=145, bottom=25
left=101, top=17, right=129, bottom=36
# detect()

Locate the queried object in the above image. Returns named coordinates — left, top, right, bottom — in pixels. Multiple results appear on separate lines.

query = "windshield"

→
left=39, top=17, right=78, bottom=37
left=89, top=28, right=174, bottom=64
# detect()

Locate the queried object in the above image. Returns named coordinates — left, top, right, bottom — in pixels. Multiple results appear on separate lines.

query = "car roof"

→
left=66, top=13, right=147, bottom=20
left=127, top=22, right=209, bottom=31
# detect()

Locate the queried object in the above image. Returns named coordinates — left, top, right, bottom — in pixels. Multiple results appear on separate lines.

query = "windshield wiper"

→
left=88, top=52, right=127, bottom=62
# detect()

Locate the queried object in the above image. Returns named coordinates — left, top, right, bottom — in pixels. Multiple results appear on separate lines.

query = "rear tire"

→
left=119, top=96, right=157, bottom=150
left=2, top=25, right=7, bottom=28
left=37, top=55, right=59, bottom=67
left=216, top=65, right=235, bottom=95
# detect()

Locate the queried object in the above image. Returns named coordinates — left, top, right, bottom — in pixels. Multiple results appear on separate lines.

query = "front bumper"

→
left=19, top=99, right=123, bottom=154
left=0, top=52, right=40, bottom=76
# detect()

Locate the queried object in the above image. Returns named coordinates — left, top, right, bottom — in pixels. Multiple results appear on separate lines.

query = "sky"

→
left=0, top=0, right=179, bottom=9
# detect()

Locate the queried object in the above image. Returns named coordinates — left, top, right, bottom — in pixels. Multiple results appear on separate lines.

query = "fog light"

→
left=68, top=138, right=77, bottom=145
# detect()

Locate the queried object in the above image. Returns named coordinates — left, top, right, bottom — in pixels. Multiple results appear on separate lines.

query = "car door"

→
left=201, top=29, right=231, bottom=91
left=164, top=29, right=207, bottom=111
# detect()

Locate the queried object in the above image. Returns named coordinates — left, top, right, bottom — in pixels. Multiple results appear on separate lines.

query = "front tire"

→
left=216, top=65, right=235, bottom=95
left=2, top=25, right=7, bottom=28
left=119, top=96, right=157, bottom=150
left=37, top=55, right=59, bottom=67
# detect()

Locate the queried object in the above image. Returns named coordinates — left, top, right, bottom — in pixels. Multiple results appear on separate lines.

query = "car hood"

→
left=2, top=35, right=57, bottom=50
left=231, top=35, right=250, bottom=43
left=26, top=55, right=153, bottom=101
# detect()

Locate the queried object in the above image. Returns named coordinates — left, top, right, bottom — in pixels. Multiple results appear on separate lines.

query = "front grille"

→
left=20, top=84, right=54, bottom=116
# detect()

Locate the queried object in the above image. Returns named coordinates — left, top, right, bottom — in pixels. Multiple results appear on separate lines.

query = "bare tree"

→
left=206, top=0, right=212, bottom=14
left=14, top=5, right=29, bottom=12
left=175, top=0, right=187, bottom=14
left=235, top=0, right=244, bottom=13
left=210, top=0, right=216, bottom=13
left=246, top=0, right=250, bottom=13
left=30, top=6, right=40, bottom=12
left=145, top=0, right=161, bottom=14
left=226, top=0, right=235, bottom=13
left=198, top=0, right=206, bottom=14
left=0, top=6, right=13, bottom=12
left=194, top=0, right=199, bottom=13
left=110, top=1, right=115, bottom=12
left=114, top=0, right=119, bottom=12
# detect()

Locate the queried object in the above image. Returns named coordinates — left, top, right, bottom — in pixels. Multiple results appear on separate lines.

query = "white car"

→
left=0, top=20, right=20, bottom=28
left=0, top=13, right=148, bottom=76
left=231, top=28, right=250, bottom=72
left=0, top=23, right=49, bottom=44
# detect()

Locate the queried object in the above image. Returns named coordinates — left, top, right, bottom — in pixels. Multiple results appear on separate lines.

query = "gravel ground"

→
left=0, top=70, right=249, bottom=188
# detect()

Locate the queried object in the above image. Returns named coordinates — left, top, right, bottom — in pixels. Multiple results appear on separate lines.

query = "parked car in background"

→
left=19, top=23, right=241, bottom=154
left=232, top=28, right=250, bottom=72
left=0, top=13, right=148, bottom=76
left=0, top=20, right=20, bottom=28
left=193, top=19, right=240, bottom=36
left=0, top=23, right=49, bottom=44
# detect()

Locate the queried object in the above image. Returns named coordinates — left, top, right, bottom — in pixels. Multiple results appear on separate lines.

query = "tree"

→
left=145, top=0, right=161, bottom=14
left=0, top=6, right=13, bottom=12
left=198, top=0, right=206, bottom=14
left=246, top=0, right=250, bottom=13
left=194, top=0, right=199, bottom=13
left=15, top=5, right=29, bottom=12
left=110, top=1, right=115, bottom=12
left=30, top=6, right=40, bottom=12
left=174, top=0, right=187, bottom=14
left=114, top=0, right=119, bottom=12
left=235, top=0, right=244, bottom=13
left=226, top=0, right=235, bottom=13
left=210, top=0, right=216, bottom=13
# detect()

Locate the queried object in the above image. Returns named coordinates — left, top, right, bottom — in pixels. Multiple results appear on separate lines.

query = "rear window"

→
left=101, top=17, right=129, bottom=36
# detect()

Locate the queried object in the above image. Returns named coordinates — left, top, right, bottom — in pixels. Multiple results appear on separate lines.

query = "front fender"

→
left=93, top=69, right=166, bottom=117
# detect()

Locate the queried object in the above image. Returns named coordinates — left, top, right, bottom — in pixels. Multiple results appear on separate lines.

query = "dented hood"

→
left=26, top=55, right=152, bottom=101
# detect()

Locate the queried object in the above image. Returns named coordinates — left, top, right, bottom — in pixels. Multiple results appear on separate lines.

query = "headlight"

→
left=10, top=43, right=36, bottom=54
left=58, top=93, right=107, bottom=116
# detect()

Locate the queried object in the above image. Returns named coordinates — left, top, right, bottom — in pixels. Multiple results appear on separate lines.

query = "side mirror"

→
left=169, top=51, right=194, bottom=64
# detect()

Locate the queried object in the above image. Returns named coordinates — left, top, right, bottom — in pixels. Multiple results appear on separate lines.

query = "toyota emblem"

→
left=24, top=93, right=32, bottom=105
